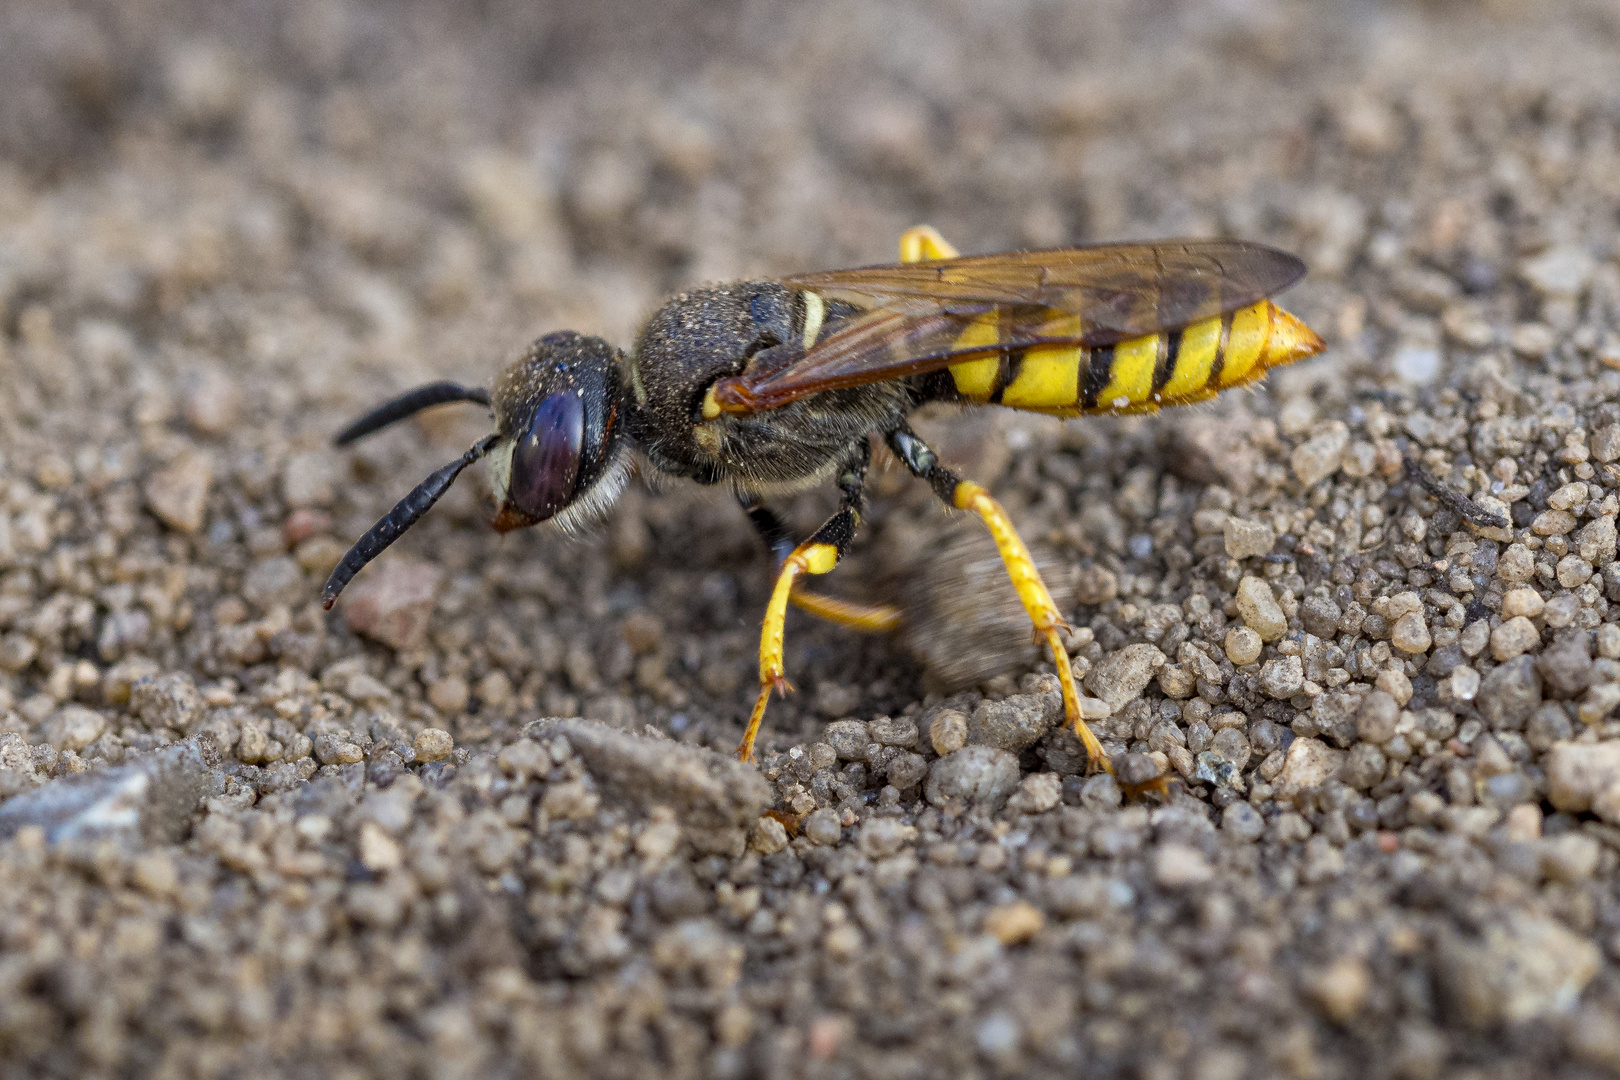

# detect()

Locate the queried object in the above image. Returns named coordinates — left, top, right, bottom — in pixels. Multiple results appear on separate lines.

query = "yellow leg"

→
left=951, top=481, right=1112, bottom=773
left=736, top=540, right=841, bottom=763
left=789, top=589, right=903, bottom=633
left=899, top=225, right=960, bottom=263
left=885, top=424, right=1111, bottom=774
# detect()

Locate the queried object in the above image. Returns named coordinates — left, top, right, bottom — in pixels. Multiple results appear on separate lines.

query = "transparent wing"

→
left=712, top=240, right=1306, bottom=414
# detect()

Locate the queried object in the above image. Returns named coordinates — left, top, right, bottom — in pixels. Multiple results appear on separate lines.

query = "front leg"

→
left=885, top=422, right=1113, bottom=775
left=735, top=447, right=871, bottom=763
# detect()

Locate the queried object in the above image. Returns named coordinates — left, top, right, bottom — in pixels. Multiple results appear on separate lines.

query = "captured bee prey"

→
left=323, top=226, right=1324, bottom=768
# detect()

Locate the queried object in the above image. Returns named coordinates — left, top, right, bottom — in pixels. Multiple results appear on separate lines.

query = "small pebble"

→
left=1224, top=627, right=1262, bottom=665
left=1116, top=752, right=1163, bottom=789
left=1501, top=588, right=1545, bottom=619
left=1153, top=843, right=1214, bottom=887
left=282, top=451, right=340, bottom=508
left=1357, top=690, right=1400, bottom=743
left=1390, top=612, right=1432, bottom=655
left=42, top=706, right=107, bottom=752
left=313, top=735, right=364, bottom=765
left=1546, top=741, right=1620, bottom=824
left=1222, top=802, right=1265, bottom=841
left=802, top=808, right=842, bottom=846
left=183, top=368, right=241, bottom=435
left=1223, top=516, right=1274, bottom=559
left=1006, top=772, right=1062, bottom=815
left=1291, top=424, right=1349, bottom=486
left=929, top=710, right=968, bottom=755
left=924, top=746, right=1020, bottom=807
left=428, top=675, right=470, bottom=714
left=983, top=900, right=1045, bottom=945
left=1521, top=245, right=1595, bottom=296
left=857, top=818, right=917, bottom=859
left=750, top=815, right=789, bottom=856
left=1375, top=668, right=1413, bottom=706
left=341, top=558, right=445, bottom=650
left=1308, top=956, right=1372, bottom=1023
left=1273, top=738, right=1345, bottom=802
left=1491, top=616, right=1541, bottom=661
left=1235, top=577, right=1288, bottom=641
left=1531, top=509, right=1577, bottom=536
left=144, top=453, right=213, bottom=534
left=869, top=715, right=919, bottom=748
left=1258, top=656, right=1305, bottom=699
left=413, top=728, right=454, bottom=762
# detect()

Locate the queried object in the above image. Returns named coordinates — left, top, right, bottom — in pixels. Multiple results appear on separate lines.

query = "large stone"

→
left=526, top=718, right=771, bottom=851
left=0, top=737, right=221, bottom=845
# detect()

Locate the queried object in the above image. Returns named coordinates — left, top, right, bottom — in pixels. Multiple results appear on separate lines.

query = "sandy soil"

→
left=3, top=0, right=1620, bottom=1076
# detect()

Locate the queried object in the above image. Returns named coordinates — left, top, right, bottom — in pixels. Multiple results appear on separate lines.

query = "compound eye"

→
left=509, top=393, right=583, bottom=520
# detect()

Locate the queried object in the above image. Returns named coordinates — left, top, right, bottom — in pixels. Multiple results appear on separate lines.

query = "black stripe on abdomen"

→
left=1081, top=345, right=1114, bottom=410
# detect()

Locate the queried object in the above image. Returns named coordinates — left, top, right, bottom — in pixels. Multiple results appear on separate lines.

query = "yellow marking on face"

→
left=801, top=291, right=826, bottom=350
left=948, top=311, right=1001, bottom=400
left=701, top=385, right=721, bottom=419
left=484, top=438, right=515, bottom=506
left=1220, top=302, right=1271, bottom=387
left=1002, top=344, right=1081, bottom=409
left=1159, top=316, right=1221, bottom=401
left=1096, top=332, right=1158, bottom=411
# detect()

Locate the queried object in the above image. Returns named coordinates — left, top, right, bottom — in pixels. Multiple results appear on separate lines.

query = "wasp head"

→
left=486, top=331, right=629, bottom=533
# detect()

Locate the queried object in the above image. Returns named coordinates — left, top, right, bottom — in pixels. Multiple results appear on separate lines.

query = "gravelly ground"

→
left=5, top=1, right=1620, bottom=1077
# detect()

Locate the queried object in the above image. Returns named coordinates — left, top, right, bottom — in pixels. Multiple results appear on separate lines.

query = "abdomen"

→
left=943, top=301, right=1322, bottom=416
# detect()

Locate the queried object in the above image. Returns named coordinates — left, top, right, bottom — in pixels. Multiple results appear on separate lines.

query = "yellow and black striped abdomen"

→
left=946, top=301, right=1322, bottom=417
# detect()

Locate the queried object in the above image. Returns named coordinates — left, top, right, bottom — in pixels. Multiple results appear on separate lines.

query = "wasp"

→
left=322, top=226, right=1323, bottom=769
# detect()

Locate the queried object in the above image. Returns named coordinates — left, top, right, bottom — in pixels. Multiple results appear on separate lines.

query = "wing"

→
left=711, top=240, right=1306, bottom=414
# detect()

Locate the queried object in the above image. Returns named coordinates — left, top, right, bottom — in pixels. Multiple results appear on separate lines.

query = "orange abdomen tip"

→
left=1264, top=304, right=1326, bottom=369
